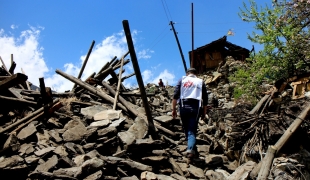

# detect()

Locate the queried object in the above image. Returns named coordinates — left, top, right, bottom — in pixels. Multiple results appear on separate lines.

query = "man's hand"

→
left=172, top=109, right=177, bottom=119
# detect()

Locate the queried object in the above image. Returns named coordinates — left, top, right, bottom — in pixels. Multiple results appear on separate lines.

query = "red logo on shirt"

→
left=183, top=80, right=193, bottom=88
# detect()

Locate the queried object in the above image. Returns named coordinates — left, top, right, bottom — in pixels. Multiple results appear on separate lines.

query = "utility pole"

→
left=191, top=3, right=194, bottom=68
left=170, top=21, right=187, bottom=73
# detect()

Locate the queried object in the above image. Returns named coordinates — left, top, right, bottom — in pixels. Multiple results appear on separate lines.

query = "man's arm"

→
left=172, top=99, right=178, bottom=119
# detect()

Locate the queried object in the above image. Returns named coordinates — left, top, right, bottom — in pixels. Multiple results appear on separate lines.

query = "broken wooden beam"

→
left=72, top=40, right=95, bottom=90
left=249, top=94, right=270, bottom=115
left=0, top=73, right=28, bottom=91
left=121, top=73, right=135, bottom=82
left=0, top=95, right=37, bottom=105
left=257, top=101, right=310, bottom=180
left=0, top=98, right=60, bottom=135
left=120, top=92, right=155, bottom=97
left=55, top=69, right=128, bottom=112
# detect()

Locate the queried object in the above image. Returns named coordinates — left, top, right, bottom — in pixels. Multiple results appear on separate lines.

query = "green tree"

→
left=230, top=0, right=310, bottom=103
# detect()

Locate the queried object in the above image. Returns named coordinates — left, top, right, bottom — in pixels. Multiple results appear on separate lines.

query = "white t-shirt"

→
left=180, top=75, right=203, bottom=107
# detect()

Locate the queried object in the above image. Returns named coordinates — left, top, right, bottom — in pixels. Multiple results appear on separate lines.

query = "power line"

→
left=148, top=24, right=170, bottom=49
left=161, top=0, right=170, bottom=22
left=163, top=0, right=173, bottom=21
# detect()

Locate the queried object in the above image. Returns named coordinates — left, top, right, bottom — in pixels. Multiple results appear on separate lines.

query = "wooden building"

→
left=189, top=36, right=250, bottom=74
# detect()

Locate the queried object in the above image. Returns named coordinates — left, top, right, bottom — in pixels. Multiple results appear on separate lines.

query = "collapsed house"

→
left=188, top=35, right=250, bottom=74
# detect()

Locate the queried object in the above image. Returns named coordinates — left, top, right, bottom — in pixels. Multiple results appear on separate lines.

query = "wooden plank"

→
left=0, top=73, right=28, bottom=91
left=257, top=102, right=310, bottom=180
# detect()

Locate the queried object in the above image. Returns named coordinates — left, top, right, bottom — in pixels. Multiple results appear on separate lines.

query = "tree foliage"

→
left=230, top=0, right=310, bottom=102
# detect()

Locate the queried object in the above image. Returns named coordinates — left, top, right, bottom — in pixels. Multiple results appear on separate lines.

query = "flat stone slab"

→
left=54, top=145, right=68, bottom=157
left=118, top=131, right=136, bottom=148
left=81, top=105, right=107, bottom=117
left=94, top=110, right=122, bottom=121
left=0, top=155, right=23, bottom=168
left=34, top=146, right=56, bottom=156
left=128, top=117, right=148, bottom=139
left=187, top=164, right=205, bottom=179
left=62, top=120, right=87, bottom=142
left=17, top=123, right=37, bottom=140
left=110, top=117, right=126, bottom=127
left=89, top=120, right=111, bottom=128
left=35, top=155, right=58, bottom=172
left=154, top=115, right=173, bottom=123
left=18, top=143, right=34, bottom=156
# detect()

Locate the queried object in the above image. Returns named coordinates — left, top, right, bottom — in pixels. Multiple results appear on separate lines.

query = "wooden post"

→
left=123, top=20, right=157, bottom=138
left=21, top=68, right=31, bottom=90
left=0, top=73, right=28, bottom=91
left=113, top=57, right=125, bottom=110
left=121, top=73, right=135, bottom=81
left=72, top=40, right=95, bottom=90
left=9, top=54, right=16, bottom=74
left=257, top=101, right=310, bottom=180
left=0, top=99, right=59, bottom=134
left=249, top=94, right=270, bottom=115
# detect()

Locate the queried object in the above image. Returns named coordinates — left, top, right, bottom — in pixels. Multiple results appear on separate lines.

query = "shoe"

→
left=186, top=153, right=194, bottom=158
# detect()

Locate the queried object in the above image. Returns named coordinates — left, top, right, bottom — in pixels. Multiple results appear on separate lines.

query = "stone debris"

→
left=0, top=53, right=310, bottom=180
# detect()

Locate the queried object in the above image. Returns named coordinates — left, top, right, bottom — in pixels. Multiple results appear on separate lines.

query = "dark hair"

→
left=186, top=68, right=197, bottom=74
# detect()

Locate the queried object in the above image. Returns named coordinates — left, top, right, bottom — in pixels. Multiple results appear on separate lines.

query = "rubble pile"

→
left=1, top=53, right=310, bottom=180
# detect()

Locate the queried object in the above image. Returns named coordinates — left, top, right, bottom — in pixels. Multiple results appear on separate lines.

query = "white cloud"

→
left=10, top=24, right=18, bottom=29
left=151, top=69, right=176, bottom=86
left=137, top=49, right=153, bottom=59
left=142, top=69, right=152, bottom=83
left=0, top=26, right=48, bottom=86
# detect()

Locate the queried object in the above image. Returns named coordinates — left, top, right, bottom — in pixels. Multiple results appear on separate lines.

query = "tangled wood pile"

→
left=1, top=36, right=310, bottom=179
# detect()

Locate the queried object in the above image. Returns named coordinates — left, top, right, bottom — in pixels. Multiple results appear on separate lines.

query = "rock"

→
left=169, top=158, right=184, bottom=176
left=121, top=160, right=152, bottom=171
left=142, top=156, right=167, bottom=162
left=34, top=146, right=56, bottom=156
left=94, top=109, right=121, bottom=121
left=97, top=126, right=117, bottom=137
left=89, top=120, right=111, bottom=128
left=121, top=175, right=139, bottom=180
left=154, top=115, right=174, bottom=123
left=25, top=155, right=40, bottom=164
left=226, top=161, right=256, bottom=180
left=62, top=119, right=87, bottom=142
left=0, top=155, right=23, bottom=168
left=205, top=170, right=226, bottom=180
left=170, top=173, right=186, bottom=180
left=157, top=174, right=176, bottom=180
left=48, top=129, right=63, bottom=142
left=36, top=130, right=51, bottom=148
left=54, top=145, right=69, bottom=157
left=35, top=155, right=58, bottom=172
left=19, top=143, right=34, bottom=156
left=141, top=171, right=157, bottom=180
left=187, top=165, right=204, bottom=179
left=110, top=117, right=126, bottom=127
left=3, top=133, right=19, bottom=152
left=118, top=131, right=136, bottom=149
left=64, top=142, right=77, bottom=154
left=17, top=123, right=37, bottom=140
left=84, top=170, right=102, bottom=180
left=81, top=105, right=107, bottom=117
left=53, top=167, right=82, bottom=178
left=47, top=117, right=63, bottom=128
left=81, top=157, right=104, bottom=172
left=205, top=154, right=228, bottom=166
left=128, top=117, right=148, bottom=139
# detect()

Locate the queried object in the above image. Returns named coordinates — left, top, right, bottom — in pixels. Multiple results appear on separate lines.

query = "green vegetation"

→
left=230, top=0, right=310, bottom=103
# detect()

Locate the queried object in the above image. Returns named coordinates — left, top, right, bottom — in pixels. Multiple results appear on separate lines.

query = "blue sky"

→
left=0, top=0, right=271, bottom=92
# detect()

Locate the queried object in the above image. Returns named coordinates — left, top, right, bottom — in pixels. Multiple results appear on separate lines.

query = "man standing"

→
left=172, top=68, right=208, bottom=160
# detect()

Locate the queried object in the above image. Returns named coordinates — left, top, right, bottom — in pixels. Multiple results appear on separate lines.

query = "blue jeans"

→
left=179, top=105, right=200, bottom=154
